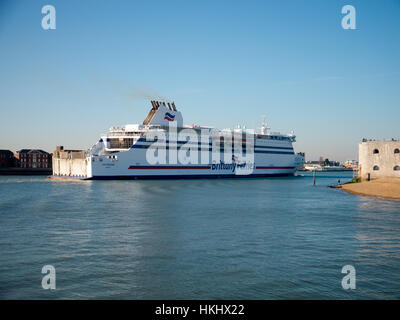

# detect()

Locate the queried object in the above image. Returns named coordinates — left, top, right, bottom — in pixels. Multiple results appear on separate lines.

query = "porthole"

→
left=373, top=165, right=380, bottom=171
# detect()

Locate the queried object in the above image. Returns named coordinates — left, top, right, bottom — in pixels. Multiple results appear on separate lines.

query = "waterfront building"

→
left=359, top=140, right=400, bottom=179
left=0, top=150, right=15, bottom=168
left=344, top=160, right=358, bottom=168
left=14, top=149, right=52, bottom=169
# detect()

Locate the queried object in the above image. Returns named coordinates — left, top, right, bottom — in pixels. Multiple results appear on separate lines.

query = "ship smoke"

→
left=130, top=87, right=172, bottom=103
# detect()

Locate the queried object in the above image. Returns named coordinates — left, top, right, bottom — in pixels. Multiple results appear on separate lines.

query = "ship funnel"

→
left=143, top=100, right=183, bottom=127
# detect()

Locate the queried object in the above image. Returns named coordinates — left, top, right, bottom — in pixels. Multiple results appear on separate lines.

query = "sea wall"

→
left=0, top=168, right=52, bottom=175
left=52, top=150, right=88, bottom=177
left=359, top=141, right=400, bottom=179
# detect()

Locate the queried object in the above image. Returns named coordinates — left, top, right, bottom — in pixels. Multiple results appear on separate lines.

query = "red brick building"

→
left=14, top=149, right=52, bottom=169
left=0, top=150, right=15, bottom=168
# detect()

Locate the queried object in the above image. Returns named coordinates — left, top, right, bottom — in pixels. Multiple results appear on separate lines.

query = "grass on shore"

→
left=329, top=176, right=360, bottom=189
left=348, top=177, right=361, bottom=184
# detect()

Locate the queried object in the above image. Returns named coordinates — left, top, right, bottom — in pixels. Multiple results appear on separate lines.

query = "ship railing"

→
left=107, top=132, right=142, bottom=137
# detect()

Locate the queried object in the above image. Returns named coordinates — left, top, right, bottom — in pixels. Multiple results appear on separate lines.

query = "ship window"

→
left=394, top=166, right=400, bottom=171
left=373, top=149, right=379, bottom=154
left=395, top=149, right=400, bottom=154
left=109, top=138, right=133, bottom=149
left=373, top=165, right=380, bottom=171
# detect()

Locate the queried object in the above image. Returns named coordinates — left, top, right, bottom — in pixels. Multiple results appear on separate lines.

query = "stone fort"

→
left=359, top=140, right=400, bottom=180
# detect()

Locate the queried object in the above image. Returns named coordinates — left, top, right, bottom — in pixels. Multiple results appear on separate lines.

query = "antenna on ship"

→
left=261, top=115, right=266, bottom=134
left=260, top=115, right=271, bottom=134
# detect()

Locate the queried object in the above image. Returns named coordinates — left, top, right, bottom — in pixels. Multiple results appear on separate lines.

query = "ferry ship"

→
left=52, top=101, right=304, bottom=179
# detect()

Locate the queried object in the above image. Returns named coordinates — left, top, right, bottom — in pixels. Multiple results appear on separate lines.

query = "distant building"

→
left=306, top=160, right=320, bottom=165
left=359, top=140, right=400, bottom=179
left=14, top=149, right=52, bottom=169
left=344, top=160, right=358, bottom=168
left=0, top=150, right=15, bottom=168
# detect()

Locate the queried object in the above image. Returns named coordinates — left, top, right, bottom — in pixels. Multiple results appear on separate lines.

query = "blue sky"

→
left=0, top=0, right=399, bottom=161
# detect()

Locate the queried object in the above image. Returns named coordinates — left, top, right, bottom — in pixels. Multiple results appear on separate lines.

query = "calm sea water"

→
left=0, top=172, right=400, bottom=299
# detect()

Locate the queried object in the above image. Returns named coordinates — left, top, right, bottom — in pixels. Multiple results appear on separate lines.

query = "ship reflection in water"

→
left=0, top=171, right=399, bottom=299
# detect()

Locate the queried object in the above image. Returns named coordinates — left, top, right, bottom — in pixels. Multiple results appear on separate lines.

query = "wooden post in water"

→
left=313, top=169, right=316, bottom=185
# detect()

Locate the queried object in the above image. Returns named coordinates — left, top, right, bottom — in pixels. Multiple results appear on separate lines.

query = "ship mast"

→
left=261, top=115, right=270, bottom=135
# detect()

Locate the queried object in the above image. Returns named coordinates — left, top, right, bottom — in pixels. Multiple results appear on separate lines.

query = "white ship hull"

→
left=87, top=138, right=303, bottom=180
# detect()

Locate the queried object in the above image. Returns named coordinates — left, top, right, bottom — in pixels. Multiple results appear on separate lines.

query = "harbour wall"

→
left=0, top=168, right=52, bottom=175
left=52, top=149, right=88, bottom=178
